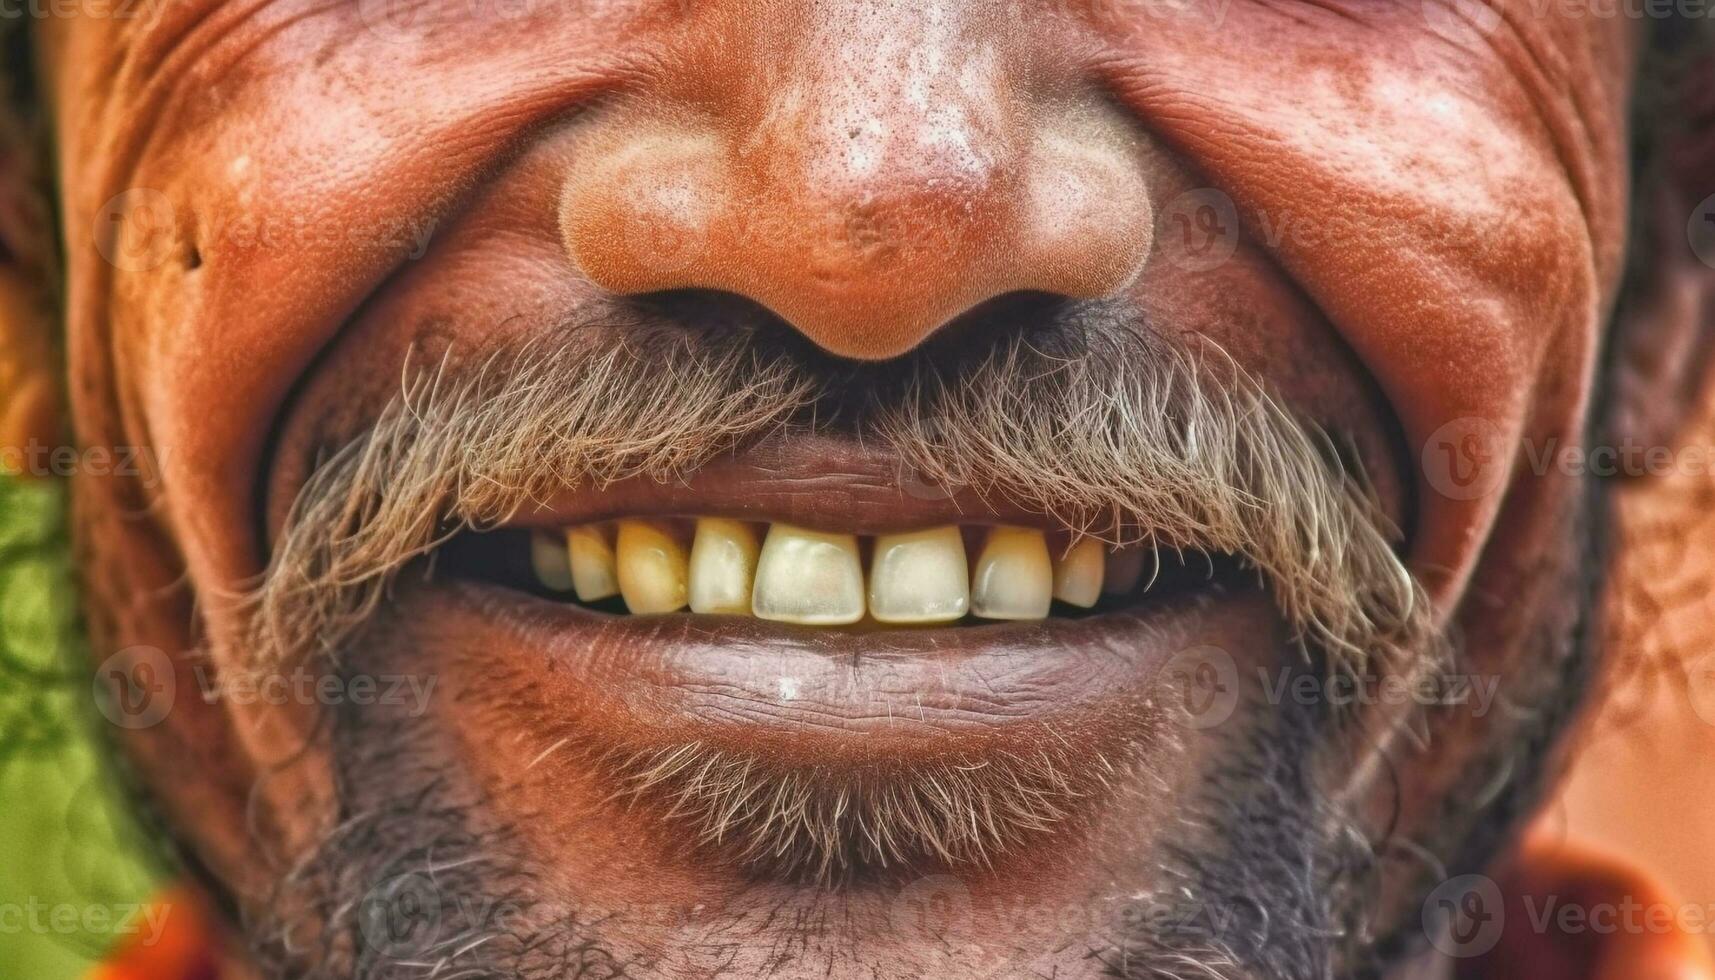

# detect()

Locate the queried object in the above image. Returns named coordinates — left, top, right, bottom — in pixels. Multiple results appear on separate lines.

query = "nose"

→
left=560, top=2, right=1154, bottom=360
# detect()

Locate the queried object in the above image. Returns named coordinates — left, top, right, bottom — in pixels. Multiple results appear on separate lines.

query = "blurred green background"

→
left=0, top=478, right=160, bottom=978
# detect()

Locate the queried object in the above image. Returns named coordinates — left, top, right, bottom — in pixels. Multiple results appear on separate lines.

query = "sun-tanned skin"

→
left=2, top=2, right=1713, bottom=978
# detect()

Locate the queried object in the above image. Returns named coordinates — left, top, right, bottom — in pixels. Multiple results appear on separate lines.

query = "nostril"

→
left=618, top=288, right=848, bottom=363
left=624, top=288, right=1081, bottom=371
left=626, top=288, right=797, bottom=337
left=911, top=291, right=1081, bottom=362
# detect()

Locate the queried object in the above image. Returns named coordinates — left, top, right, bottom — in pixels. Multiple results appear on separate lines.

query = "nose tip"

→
left=561, top=97, right=1153, bottom=361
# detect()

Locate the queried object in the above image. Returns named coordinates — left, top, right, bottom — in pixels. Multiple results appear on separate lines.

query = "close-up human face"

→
left=4, top=2, right=1713, bottom=978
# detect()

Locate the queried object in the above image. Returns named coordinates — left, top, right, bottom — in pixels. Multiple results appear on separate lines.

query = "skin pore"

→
left=0, top=3, right=1712, bottom=978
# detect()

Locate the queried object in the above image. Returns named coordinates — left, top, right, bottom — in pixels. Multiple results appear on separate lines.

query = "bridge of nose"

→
left=560, top=0, right=1155, bottom=360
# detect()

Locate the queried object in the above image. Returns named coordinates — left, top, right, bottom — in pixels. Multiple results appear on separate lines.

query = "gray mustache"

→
left=248, top=314, right=1429, bottom=680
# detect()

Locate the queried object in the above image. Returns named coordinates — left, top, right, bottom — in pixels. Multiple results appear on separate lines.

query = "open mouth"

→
left=412, top=445, right=1267, bottom=749
left=408, top=460, right=1270, bottom=880
left=449, top=517, right=1231, bottom=626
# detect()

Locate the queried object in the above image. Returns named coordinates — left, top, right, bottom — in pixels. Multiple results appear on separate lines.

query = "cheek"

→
left=1124, top=228, right=1411, bottom=522
left=1096, top=7, right=1631, bottom=607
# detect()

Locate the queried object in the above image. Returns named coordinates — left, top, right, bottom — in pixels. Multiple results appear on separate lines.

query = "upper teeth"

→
left=970, top=525, right=1053, bottom=620
left=614, top=520, right=689, bottom=614
left=752, top=524, right=865, bottom=625
left=567, top=524, right=620, bottom=602
left=1051, top=536, right=1105, bottom=609
left=687, top=517, right=761, bottom=615
left=869, top=526, right=969, bottom=624
left=530, top=531, right=577, bottom=594
left=531, top=519, right=1144, bottom=625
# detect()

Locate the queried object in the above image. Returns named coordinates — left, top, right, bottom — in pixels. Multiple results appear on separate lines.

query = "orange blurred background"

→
left=1552, top=387, right=1715, bottom=954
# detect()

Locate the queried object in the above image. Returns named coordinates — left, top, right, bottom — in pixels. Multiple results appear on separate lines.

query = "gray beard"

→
left=244, top=668, right=1593, bottom=980
left=243, top=661, right=1362, bottom=980
left=243, top=489, right=1601, bottom=980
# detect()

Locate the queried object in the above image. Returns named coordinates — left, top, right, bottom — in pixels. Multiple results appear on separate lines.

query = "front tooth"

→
left=531, top=531, right=575, bottom=592
left=869, top=526, right=969, bottom=624
left=688, top=518, right=760, bottom=614
left=752, top=524, right=865, bottom=625
left=1052, top=537, right=1105, bottom=608
left=970, top=526, right=1053, bottom=620
left=1103, top=547, right=1146, bottom=595
left=616, top=520, right=688, bottom=614
left=567, top=524, right=620, bottom=602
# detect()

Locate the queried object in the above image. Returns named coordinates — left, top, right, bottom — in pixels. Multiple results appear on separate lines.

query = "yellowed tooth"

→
left=567, top=524, right=620, bottom=602
left=530, top=530, right=575, bottom=592
left=752, top=523, right=864, bottom=625
left=869, top=526, right=969, bottom=624
left=688, top=518, right=760, bottom=615
left=970, top=526, right=1052, bottom=620
left=615, top=520, right=688, bottom=614
left=1053, top=536, right=1105, bottom=608
left=1103, top=547, right=1146, bottom=595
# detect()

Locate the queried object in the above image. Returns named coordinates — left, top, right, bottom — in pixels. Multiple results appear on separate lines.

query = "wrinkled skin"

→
left=5, top=2, right=1712, bottom=978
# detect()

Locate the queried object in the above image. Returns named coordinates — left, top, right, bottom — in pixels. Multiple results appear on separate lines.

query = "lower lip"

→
left=426, top=577, right=1281, bottom=764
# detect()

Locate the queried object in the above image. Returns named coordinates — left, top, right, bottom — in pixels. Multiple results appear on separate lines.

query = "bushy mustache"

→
left=241, top=311, right=1441, bottom=968
left=248, top=312, right=1430, bottom=680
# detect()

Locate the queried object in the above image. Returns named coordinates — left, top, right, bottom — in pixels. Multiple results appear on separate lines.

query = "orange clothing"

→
left=85, top=888, right=221, bottom=980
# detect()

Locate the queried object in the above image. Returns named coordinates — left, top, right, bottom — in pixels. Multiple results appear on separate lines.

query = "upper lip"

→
left=266, top=424, right=1074, bottom=551
left=475, top=431, right=1102, bottom=537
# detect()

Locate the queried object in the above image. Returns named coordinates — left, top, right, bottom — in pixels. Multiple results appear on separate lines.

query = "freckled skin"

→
left=24, top=1, right=1697, bottom=976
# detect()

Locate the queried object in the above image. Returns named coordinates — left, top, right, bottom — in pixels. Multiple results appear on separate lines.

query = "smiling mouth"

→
left=411, top=459, right=1275, bottom=878
left=422, top=441, right=1263, bottom=746
left=414, top=451, right=1269, bottom=880
left=437, top=435, right=1249, bottom=635
left=259, top=324, right=1379, bottom=880
left=466, top=517, right=1224, bottom=625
